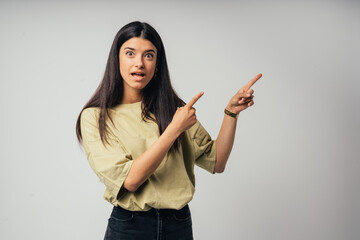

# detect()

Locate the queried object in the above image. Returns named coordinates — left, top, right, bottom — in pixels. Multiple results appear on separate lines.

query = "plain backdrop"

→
left=0, top=0, right=359, bottom=239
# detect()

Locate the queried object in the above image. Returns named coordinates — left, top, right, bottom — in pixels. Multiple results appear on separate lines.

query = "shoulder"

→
left=80, top=107, right=101, bottom=123
left=81, top=107, right=101, bottom=117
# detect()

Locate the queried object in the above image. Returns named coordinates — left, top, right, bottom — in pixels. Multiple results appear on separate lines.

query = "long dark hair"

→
left=75, top=21, right=185, bottom=153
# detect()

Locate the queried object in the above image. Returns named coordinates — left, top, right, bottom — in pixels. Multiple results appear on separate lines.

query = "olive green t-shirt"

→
left=80, top=101, right=216, bottom=211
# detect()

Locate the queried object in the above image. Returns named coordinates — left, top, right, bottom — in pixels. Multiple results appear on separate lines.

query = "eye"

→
left=145, top=53, right=154, bottom=59
left=126, top=51, right=134, bottom=56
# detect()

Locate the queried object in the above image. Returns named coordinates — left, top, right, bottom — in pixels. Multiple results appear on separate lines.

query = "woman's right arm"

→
left=123, top=92, right=204, bottom=192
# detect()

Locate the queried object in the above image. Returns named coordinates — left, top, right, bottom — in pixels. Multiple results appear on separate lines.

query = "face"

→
left=119, top=37, right=157, bottom=96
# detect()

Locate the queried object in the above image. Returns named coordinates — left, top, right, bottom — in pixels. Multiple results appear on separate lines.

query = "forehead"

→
left=121, top=37, right=157, bottom=52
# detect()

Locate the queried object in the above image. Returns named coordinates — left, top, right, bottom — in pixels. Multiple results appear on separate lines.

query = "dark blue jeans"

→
left=104, top=204, right=194, bottom=240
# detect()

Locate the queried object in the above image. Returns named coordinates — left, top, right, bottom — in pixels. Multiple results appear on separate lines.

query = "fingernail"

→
left=246, top=94, right=251, bottom=97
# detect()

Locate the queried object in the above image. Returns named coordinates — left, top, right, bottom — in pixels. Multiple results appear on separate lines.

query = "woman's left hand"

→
left=226, top=73, right=262, bottom=114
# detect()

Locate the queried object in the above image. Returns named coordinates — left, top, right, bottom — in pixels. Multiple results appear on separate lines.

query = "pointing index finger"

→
left=186, top=91, right=204, bottom=108
left=243, top=73, right=262, bottom=91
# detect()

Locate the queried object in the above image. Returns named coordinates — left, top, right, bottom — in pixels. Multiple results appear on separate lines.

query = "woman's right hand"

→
left=169, top=91, right=204, bottom=135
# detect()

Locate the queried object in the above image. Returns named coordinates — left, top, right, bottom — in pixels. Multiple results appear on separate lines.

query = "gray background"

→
left=1, top=0, right=359, bottom=239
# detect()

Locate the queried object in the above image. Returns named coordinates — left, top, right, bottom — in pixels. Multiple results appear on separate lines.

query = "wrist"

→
left=165, top=122, right=182, bottom=139
left=224, top=107, right=239, bottom=119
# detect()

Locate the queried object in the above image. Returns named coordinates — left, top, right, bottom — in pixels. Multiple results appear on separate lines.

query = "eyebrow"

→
left=124, top=47, right=156, bottom=53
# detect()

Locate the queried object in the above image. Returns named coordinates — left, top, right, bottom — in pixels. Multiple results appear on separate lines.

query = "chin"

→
left=131, top=83, right=149, bottom=90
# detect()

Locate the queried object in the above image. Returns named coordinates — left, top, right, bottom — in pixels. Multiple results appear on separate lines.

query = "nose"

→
left=134, top=55, right=144, bottom=68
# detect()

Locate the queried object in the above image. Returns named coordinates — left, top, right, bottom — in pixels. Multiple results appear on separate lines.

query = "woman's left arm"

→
left=214, top=73, right=262, bottom=173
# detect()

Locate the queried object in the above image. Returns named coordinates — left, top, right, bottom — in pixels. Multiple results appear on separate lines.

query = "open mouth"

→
left=131, top=73, right=145, bottom=77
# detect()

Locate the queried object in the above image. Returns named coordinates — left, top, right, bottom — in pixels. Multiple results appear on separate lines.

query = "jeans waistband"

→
left=115, top=204, right=189, bottom=216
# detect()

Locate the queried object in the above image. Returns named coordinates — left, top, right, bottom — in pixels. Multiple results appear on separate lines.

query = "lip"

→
left=131, top=72, right=146, bottom=81
left=131, top=71, right=146, bottom=75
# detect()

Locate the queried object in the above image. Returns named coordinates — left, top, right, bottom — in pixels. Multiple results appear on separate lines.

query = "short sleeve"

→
left=188, top=121, right=217, bottom=174
left=80, top=108, right=134, bottom=200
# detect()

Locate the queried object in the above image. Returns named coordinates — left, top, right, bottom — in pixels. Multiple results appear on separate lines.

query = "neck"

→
left=122, top=89, right=143, bottom=104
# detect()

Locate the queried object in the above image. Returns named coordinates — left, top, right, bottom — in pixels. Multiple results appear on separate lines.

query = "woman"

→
left=76, top=21, right=261, bottom=240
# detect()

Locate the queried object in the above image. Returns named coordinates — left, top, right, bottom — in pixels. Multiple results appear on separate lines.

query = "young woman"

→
left=76, top=21, right=261, bottom=240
